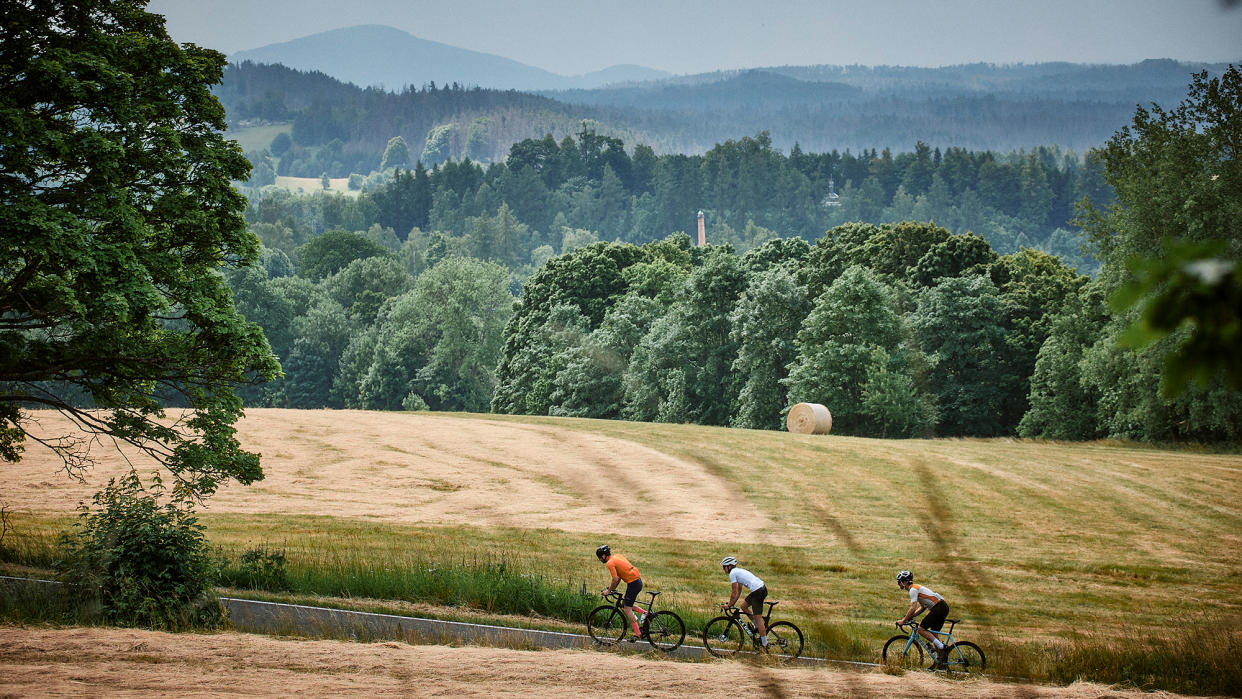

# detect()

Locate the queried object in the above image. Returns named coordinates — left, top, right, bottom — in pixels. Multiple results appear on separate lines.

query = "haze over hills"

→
left=229, top=24, right=670, bottom=91
left=226, top=23, right=1232, bottom=156
left=218, top=56, right=1233, bottom=178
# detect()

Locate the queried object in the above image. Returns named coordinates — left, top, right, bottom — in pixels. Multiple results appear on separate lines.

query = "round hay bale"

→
left=787, top=402, right=833, bottom=435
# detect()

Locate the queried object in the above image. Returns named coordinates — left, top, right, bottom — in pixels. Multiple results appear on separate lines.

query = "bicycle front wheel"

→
left=587, top=605, right=626, bottom=645
left=945, top=641, right=986, bottom=674
left=643, top=611, right=686, bottom=652
left=703, top=616, right=746, bottom=658
left=882, top=635, right=927, bottom=670
left=764, top=621, right=803, bottom=660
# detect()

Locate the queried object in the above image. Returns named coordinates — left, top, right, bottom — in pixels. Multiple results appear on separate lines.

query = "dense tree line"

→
left=243, top=130, right=1103, bottom=278
left=488, top=226, right=1086, bottom=439
left=230, top=212, right=1236, bottom=443
left=1020, top=66, right=1242, bottom=441
left=228, top=228, right=512, bottom=412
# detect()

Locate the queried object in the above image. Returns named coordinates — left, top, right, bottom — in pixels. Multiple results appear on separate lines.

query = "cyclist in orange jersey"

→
left=895, top=570, right=950, bottom=665
left=596, top=544, right=647, bottom=640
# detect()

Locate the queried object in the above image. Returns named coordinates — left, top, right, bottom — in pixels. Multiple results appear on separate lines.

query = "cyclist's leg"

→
left=745, top=587, right=768, bottom=638
left=621, top=578, right=643, bottom=636
left=919, top=602, right=950, bottom=659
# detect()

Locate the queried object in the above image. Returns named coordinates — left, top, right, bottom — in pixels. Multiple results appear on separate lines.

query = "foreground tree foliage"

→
left=0, top=0, right=279, bottom=492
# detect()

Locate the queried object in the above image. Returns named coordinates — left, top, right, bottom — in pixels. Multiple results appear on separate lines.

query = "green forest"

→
left=227, top=66, right=1242, bottom=444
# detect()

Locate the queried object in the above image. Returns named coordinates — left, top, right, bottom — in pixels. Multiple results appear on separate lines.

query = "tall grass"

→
left=1046, top=621, right=1242, bottom=697
left=217, top=548, right=600, bottom=623
left=0, top=578, right=95, bottom=625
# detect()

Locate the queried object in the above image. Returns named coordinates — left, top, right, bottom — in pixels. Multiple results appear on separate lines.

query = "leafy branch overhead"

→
left=0, top=0, right=280, bottom=493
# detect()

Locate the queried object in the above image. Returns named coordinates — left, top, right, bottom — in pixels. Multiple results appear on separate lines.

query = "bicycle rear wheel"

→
left=882, top=635, right=927, bottom=670
left=587, top=605, right=626, bottom=645
left=764, top=621, right=803, bottom=660
left=944, top=641, right=986, bottom=674
left=643, top=611, right=686, bottom=652
left=703, top=616, right=745, bottom=658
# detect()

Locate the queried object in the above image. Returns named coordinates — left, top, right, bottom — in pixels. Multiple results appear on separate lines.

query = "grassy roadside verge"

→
left=5, top=510, right=1241, bottom=695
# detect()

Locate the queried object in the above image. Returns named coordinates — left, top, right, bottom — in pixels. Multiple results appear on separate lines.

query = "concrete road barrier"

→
left=3, top=577, right=831, bottom=666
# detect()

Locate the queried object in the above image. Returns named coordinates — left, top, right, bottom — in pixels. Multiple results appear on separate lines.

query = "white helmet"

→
left=721, top=556, right=737, bottom=567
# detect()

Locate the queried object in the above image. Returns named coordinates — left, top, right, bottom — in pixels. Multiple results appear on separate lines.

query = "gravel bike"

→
left=702, top=600, right=803, bottom=661
left=882, top=618, right=986, bottom=674
left=587, top=589, right=686, bottom=652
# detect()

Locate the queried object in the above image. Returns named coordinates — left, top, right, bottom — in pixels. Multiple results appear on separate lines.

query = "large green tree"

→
left=623, top=251, right=747, bottom=426
left=785, top=266, right=925, bottom=436
left=295, top=230, right=391, bottom=281
left=729, top=266, right=809, bottom=430
left=1083, top=66, right=1242, bottom=395
left=1018, top=283, right=1108, bottom=440
left=913, top=275, right=1011, bottom=437
left=0, top=0, right=279, bottom=493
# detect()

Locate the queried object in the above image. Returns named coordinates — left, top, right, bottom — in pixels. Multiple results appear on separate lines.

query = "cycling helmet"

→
left=896, top=570, right=913, bottom=584
left=596, top=544, right=611, bottom=558
left=721, top=556, right=738, bottom=567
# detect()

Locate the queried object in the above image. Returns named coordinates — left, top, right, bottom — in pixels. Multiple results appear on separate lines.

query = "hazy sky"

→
left=149, top=0, right=1242, bottom=76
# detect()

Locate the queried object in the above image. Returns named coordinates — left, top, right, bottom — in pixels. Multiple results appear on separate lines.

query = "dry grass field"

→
left=0, top=625, right=1203, bottom=698
left=3, top=408, right=1241, bottom=695
left=224, top=124, right=290, bottom=154
left=271, top=175, right=361, bottom=196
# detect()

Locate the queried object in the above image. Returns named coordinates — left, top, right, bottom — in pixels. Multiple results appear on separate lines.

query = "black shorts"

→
left=920, top=600, right=949, bottom=632
left=744, top=586, right=768, bottom=612
left=621, top=578, right=643, bottom=607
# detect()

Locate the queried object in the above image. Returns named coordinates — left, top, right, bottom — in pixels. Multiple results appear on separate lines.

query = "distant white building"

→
left=822, top=178, right=841, bottom=207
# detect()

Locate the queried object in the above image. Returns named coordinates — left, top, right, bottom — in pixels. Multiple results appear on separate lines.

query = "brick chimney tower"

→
left=696, top=210, right=706, bottom=246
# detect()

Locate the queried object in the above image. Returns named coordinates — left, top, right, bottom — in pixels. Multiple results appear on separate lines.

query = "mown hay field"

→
left=0, top=625, right=1198, bottom=698
left=4, top=408, right=1241, bottom=689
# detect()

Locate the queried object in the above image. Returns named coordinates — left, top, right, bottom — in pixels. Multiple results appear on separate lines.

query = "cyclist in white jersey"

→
left=720, top=556, right=769, bottom=647
left=895, top=570, right=950, bottom=664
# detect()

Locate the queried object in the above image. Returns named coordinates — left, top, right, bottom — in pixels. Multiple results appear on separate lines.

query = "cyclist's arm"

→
left=726, top=581, right=742, bottom=607
left=899, top=600, right=922, bottom=624
left=605, top=573, right=621, bottom=593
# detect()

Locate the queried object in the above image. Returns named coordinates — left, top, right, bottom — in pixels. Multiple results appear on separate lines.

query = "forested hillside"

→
left=217, top=59, right=1231, bottom=178
left=217, top=62, right=617, bottom=174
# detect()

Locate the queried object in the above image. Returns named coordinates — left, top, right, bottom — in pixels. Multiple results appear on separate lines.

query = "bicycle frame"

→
left=722, top=600, right=774, bottom=637
left=602, top=589, right=657, bottom=617
left=704, top=600, right=803, bottom=660
left=896, top=619, right=981, bottom=670
left=588, top=589, right=687, bottom=652
left=885, top=618, right=985, bottom=673
left=897, top=621, right=956, bottom=656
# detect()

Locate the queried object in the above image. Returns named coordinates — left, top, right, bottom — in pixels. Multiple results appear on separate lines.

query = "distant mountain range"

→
left=229, top=25, right=670, bottom=91
left=220, top=25, right=1235, bottom=177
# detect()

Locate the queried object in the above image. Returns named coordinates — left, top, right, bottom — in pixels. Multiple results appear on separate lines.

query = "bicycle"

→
left=882, top=618, right=986, bottom=674
left=702, top=600, right=803, bottom=661
left=587, top=589, right=686, bottom=652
